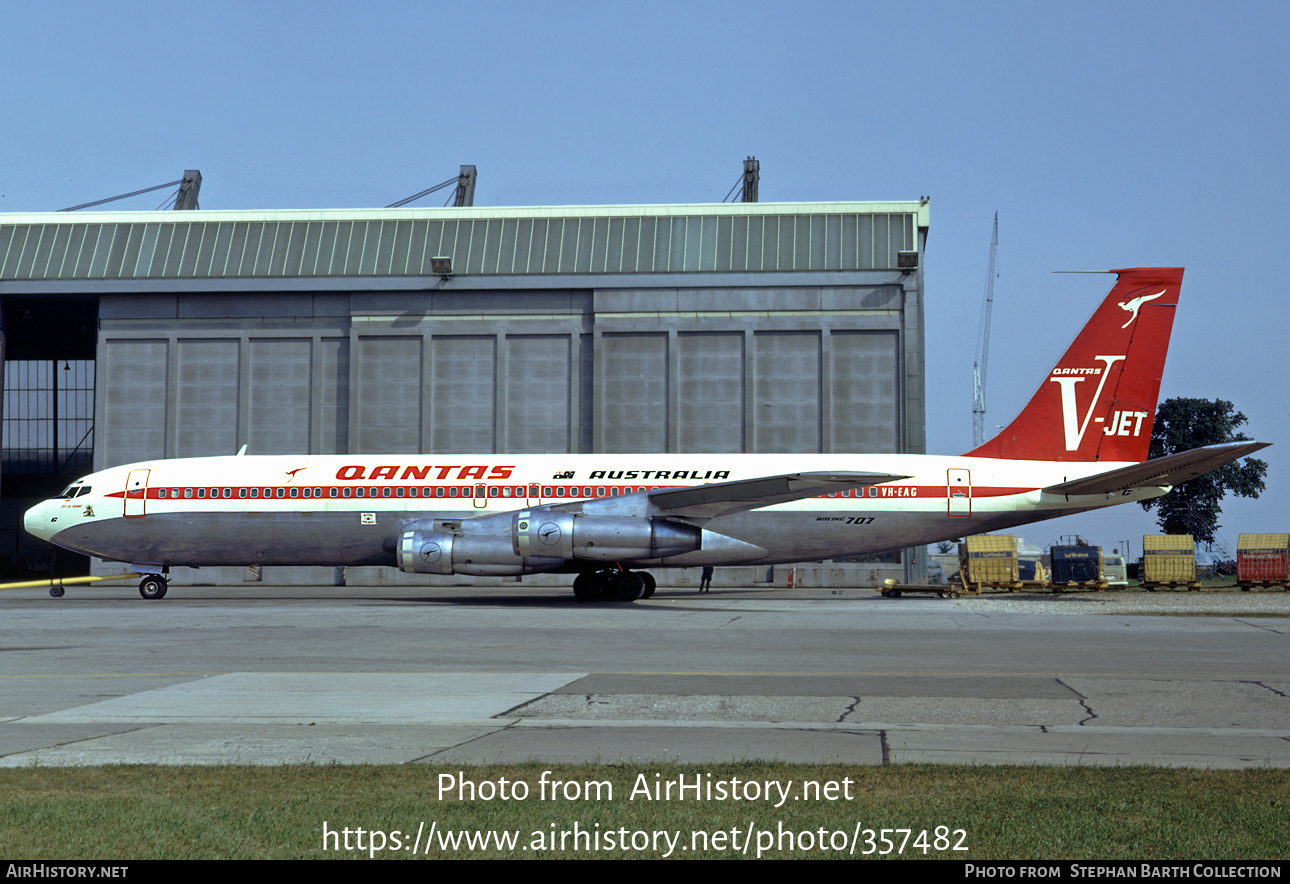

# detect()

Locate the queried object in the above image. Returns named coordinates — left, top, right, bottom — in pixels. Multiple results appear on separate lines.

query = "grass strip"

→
left=2, top=763, right=1286, bottom=860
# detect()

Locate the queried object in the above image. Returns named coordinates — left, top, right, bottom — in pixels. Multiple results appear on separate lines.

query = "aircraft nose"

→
left=23, top=500, right=57, bottom=541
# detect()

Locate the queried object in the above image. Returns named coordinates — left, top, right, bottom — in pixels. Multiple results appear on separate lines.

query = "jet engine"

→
left=397, top=513, right=701, bottom=576
left=396, top=529, right=562, bottom=576
left=515, top=513, right=700, bottom=561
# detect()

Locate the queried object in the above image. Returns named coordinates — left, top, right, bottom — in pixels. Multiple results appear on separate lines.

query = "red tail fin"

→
left=965, top=267, right=1183, bottom=463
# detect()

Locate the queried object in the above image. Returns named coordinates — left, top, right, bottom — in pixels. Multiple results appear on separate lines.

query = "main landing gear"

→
left=572, top=569, right=656, bottom=602
left=139, top=574, right=168, bottom=600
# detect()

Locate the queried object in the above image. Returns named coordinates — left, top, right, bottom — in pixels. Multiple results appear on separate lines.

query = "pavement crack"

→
left=1056, top=677, right=1098, bottom=725
left=1235, top=619, right=1289, bottom=635
left=1240, top=680, right=1288, bottom=699
left=837, top=696, right=861, bottom=723
left=414, top=720, right=521, bottom=762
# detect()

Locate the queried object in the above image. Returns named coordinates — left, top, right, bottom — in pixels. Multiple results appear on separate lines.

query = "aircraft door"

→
left=473, top=483, right=488, bottom=508
left=947, top=468, right=971, bottom=517
left=124, top=469, right=150, bottom=518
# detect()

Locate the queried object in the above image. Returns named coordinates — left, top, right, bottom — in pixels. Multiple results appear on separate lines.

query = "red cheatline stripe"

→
left=106, top=483, right=1040, bottom=501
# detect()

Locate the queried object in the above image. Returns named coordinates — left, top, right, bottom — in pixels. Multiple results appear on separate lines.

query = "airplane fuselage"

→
left=25, top=453, right=1166, bottom=573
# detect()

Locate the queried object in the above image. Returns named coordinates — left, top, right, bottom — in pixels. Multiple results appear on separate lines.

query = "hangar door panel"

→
left=504, top=335, right=570, bottom=453
left=830, top=331, right=899, bottom=453
left=430, top=336, right=495, bottom=453
left=356, top=336, right=421, bottom=453
left=248, top=339, right=311, bottom=455
left=176, top=339, right=238, bottom=457
left=101, top=339, right=167, bottom=467
left=678, top=332, right=744, bottom=453
left=753, top=331, right=821, bottom=453
left=602, top=333, right=667, bottom=453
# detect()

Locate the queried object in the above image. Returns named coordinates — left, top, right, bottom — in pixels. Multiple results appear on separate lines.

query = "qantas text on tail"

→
left=24, top=267, right=1268, bottom=601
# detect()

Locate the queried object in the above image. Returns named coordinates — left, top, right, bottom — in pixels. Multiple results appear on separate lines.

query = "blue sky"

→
left=3, top=0, right=1286, bottom=555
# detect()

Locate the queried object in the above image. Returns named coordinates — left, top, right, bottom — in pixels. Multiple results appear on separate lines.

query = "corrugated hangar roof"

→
left=0, top=201, right=927, bottom=282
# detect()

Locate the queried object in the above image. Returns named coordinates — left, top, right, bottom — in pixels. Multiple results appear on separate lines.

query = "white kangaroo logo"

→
left=1117, top=289, right=1165, bottom=328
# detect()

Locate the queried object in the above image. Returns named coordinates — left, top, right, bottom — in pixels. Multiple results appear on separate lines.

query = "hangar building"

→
left=0, top=197, right=930, bottom=586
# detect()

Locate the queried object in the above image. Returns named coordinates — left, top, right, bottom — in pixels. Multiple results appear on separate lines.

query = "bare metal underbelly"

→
left=51, top=505, right=1088, bottom=569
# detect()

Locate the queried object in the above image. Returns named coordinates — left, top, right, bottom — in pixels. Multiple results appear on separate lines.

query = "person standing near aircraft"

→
left=699, top=566, right=714, bottom=593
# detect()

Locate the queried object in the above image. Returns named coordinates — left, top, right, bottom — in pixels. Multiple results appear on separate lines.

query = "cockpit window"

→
left=76, top=486, right=92, bottom=497
left=59, top=483, right=82, bottom=499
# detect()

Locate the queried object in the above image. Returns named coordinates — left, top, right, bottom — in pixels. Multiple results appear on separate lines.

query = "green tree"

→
left=1139, top=398, right=1268, bottom=543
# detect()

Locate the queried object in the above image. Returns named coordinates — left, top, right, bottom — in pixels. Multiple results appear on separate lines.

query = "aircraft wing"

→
left=1042, top=441, right=1270, bottom=497
left=553, top=471, right=909, bottom=523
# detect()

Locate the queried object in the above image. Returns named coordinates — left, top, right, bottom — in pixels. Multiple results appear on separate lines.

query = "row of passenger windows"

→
left=151, top=484, right=880, bottom=501
left=153, top=485, right=662, bottom=501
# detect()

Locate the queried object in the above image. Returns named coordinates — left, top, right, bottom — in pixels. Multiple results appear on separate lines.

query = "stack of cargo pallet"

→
left=1050, top=544, right=1107, bottom=591
left=959, top=535, right=1019, bottom=594
left=1142, top=534, right=1199, bottom=591
left=1236, top=534, right=1290, bottom=591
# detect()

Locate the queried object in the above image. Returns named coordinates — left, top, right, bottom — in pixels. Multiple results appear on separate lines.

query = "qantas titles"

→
left=336, top=465, right=515, bottom=481
left=329, top=466, right=733, bottom=482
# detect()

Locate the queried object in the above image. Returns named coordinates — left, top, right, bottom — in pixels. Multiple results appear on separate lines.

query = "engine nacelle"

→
left=516, top=513, right=700, bottom=562
left=397, top=529, right=456, bottom=574
left=398, top=529, right=561, bottom=576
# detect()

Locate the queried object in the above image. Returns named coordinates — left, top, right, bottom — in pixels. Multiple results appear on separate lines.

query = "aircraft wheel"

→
left=573, top=573, right=598, bottom=601
left=139, top=575, right=168, bottom=600
left=640, top=572, right=656, bottom=599
left=49, top=585, right=65, bottom=598
left=613, top=572, right=645, bottom=602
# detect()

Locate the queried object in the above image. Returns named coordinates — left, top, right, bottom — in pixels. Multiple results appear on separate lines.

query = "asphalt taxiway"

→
left=1, top=585, right=1286, bottom=767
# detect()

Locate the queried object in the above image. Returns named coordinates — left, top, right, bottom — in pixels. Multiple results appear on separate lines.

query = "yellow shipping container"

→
left=960, top=535, right=1019, bottom=585
left=1142, top=534, right=1195, bottom=584
left=1236, top=533, right=1290, bottom=552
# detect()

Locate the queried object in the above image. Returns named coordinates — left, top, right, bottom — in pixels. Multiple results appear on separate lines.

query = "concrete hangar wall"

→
left=0, top=200, right=930, bottom=587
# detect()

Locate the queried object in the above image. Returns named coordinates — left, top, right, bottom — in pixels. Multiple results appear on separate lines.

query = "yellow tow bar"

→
left=0, top=572, right=142, bottom=596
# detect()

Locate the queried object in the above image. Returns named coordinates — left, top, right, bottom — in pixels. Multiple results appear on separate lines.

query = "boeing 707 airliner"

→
left=24, top=267, right=1268, bottom=601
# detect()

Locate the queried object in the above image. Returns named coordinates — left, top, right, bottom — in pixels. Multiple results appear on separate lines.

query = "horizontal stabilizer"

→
left=1043, top=441, right=1270, bottom=497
